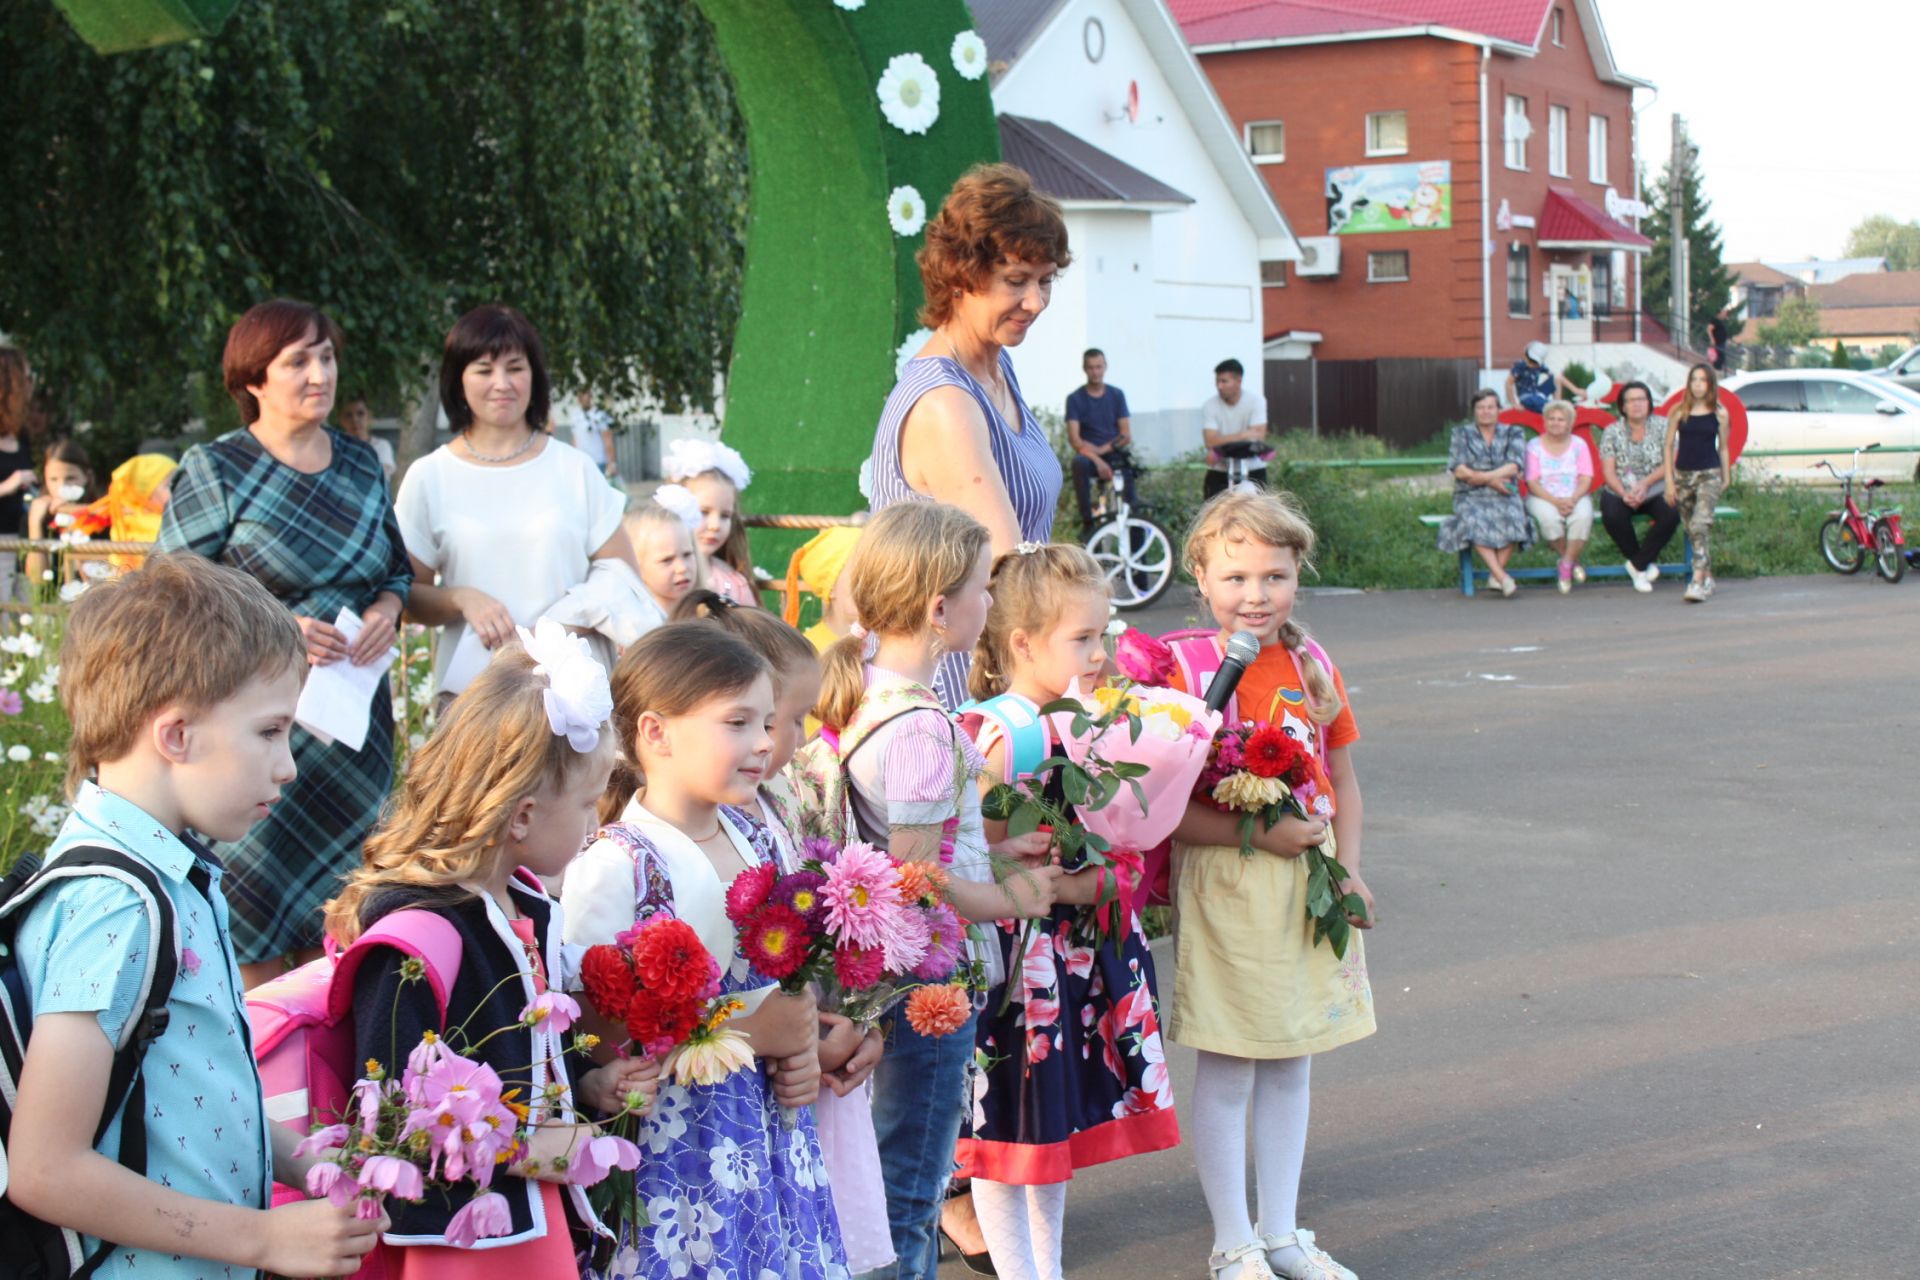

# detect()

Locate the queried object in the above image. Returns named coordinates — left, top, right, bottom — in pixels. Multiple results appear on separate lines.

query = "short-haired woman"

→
left=1524, top=400, right=1595, bottom=594
left=394, top=304, right=635, bottom=697
left=158, top=298, right=412, bottom=989
left=867, top=163, right=1070, bottom=705
left=1663, top=363, right=1733, bottom=603
left=1436, top=389, right=1532, bottom=596
left=1597, top=380, right=1679, bottom=592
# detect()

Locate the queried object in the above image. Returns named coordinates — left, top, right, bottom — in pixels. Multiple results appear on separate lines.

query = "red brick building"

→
left=1170, top=0, right=1654, bottom=368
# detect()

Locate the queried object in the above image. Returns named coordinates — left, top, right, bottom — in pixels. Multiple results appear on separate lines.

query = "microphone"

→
left=1205, top=631, right=1263, bottom=715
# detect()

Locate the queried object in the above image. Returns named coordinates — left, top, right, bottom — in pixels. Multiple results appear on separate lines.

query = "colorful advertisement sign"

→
left=1325, top=160, right=1452, bottom=235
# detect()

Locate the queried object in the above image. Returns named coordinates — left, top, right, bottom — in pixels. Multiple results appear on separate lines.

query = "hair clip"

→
left=1015, top=541, right=1044, bottom=556
left=516, top=618, right=613, bottom=753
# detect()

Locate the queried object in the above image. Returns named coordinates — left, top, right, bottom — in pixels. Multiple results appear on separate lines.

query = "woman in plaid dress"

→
left=158, top=299, right=411, bottom=988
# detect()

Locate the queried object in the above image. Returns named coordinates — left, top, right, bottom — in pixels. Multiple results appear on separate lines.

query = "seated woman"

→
left=1524, top=400, right=1595, bottom=594
left=1436, top=389, right=1531, bottom=596
left=1597, top=380, right=1678, bottom=593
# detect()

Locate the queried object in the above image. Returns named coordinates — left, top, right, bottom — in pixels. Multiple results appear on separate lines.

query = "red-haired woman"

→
left=158, top=299, right=412, bottom=989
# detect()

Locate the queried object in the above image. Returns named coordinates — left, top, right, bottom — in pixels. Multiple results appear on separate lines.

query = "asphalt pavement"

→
left=939, top=572, right=1920, bottom=1280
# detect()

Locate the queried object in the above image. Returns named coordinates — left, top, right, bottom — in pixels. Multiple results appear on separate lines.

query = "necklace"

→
left=459, top=428, right=539, bottom=464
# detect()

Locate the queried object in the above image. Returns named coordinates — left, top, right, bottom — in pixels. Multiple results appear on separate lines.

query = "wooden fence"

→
left=1266, top=357, right=1481, bottom=446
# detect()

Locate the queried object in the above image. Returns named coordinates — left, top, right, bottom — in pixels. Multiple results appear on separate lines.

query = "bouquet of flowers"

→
left=1196, top=721, right=1368, bottom=957
left=294, top=967, right=645, bottom=1252
left=575, top=914, right=754, bottom=1252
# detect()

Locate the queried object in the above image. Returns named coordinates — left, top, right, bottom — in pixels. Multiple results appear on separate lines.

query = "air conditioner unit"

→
left=1297, top=236, right=1341, bottom=278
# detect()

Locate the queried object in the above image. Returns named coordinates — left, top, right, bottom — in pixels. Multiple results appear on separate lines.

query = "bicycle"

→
left=1815, top=443, right=1906, bottom=584
left=1082, top=449, right=1175, bottom=610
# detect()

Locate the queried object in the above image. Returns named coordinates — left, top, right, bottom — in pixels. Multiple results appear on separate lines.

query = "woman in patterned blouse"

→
left=159, top=299, right=411, bottom=990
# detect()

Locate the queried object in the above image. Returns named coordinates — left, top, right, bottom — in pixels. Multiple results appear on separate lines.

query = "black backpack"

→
left=0, top=845, right=203, bottom=1279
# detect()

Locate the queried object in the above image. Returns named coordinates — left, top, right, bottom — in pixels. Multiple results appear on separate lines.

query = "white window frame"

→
left=1245, top=119, right=1286, bottom=164
left=1367, top=250, right=1410, bottom=283
left=1548, top=105, right=1569, bottom=177
left=1588, top=115, right=1609, bottom=184
left=1365, top=110, right=1409, bottom=158
left=1552, top=7, right=1565, bottom=45
left=1504, top=94, right=1530, bottom=170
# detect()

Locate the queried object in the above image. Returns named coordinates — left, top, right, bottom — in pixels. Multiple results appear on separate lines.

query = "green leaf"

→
left=1007, top=805, right=1043, bottom=838
left=1341, top=893, right=1368, bottom=921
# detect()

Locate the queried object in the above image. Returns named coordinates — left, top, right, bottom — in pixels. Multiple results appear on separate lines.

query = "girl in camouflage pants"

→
left=1663, top=363, right=1733, bottom=603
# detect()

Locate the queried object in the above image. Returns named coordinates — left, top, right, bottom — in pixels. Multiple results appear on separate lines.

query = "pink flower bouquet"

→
left=1055, top=682, right=1222, bottom=854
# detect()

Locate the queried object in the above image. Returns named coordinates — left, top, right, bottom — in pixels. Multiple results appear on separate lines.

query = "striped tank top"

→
left=869, top=352, right=1064, bottom=707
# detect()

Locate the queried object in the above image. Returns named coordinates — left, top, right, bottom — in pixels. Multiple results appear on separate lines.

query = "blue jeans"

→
left=871, top=1006, right=979, bottom=1280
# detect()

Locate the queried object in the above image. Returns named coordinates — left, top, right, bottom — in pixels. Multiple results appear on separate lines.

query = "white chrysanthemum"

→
left=877, top=53, right=940, bottom=135
left=950, top=30, right=988, bottom=80
left=896, top=327, right=934, bottom=379
left=887, top=185, right=926, bottom=237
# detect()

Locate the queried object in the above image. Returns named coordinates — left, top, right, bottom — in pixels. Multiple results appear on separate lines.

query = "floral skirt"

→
left=954, top=908, right=1180, bottom=1185
left=1168, top=843, right=1376, bottom=1059
left=1435, top=488, right=1533, bottom=553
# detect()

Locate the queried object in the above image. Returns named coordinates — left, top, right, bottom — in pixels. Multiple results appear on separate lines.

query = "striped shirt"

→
left=869, top=353, right=1063, bottom=707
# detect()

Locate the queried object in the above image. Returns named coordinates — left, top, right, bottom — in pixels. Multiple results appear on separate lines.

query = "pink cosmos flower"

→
left=305, top=1160, right=356, bottom=1208
left=821, top=842, right=906, bottom=950
left=444, top=1191, right=514, bottom=1248
left=292, top=1123, right=349, bottom=1160
left=0, top=690, right=22, bottom=716
left=519, top=991, right=581, bottom=1034
left=912, top=903, right=965, bottom=981
left=563, top=1133, right=642, bottom=1187
left=357, top=1154, right=424, bottom=1201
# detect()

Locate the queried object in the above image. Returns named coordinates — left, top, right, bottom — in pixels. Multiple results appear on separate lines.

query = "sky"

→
left=1601, top=0, right=1918, bottom=264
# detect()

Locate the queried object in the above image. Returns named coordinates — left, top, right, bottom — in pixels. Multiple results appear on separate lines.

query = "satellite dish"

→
left=1126, top=80, right=1140, bottom=124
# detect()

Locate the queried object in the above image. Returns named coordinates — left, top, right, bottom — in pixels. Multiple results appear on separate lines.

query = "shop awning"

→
left=1537, top=187, right=1653, bottom=254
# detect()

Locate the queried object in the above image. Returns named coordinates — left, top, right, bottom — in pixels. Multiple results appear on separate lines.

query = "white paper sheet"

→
left=294, top=608, right=399, bottom=752
left=439, top=626, right=494, bottom=698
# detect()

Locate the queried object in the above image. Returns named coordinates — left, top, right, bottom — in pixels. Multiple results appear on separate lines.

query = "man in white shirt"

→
left=569, top=388, right=619, bottom=481
left=1201, top=358, right=1269, bottom=498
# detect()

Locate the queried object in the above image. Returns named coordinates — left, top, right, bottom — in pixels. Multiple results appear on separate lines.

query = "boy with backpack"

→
left=2, top=552, right=386, bottom=1279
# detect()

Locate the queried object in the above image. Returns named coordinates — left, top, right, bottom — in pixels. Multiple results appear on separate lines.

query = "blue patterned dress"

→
left=585, top=808, right=848, bottom=1280
left=157, top=428, right=410, bottom=962
left=869, top=352, right=1062, bottom=708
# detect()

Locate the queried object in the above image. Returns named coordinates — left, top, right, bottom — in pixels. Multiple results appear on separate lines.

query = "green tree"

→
left=1756, top=295, right=1822, bottom=347
left=1842, top=215, right=1920, bottom=271
left=1832, top=339, right=1850, bottom=368
left=0, top=0, right=746, bottom=465
left=1644, top=145, right=1736, bottom=346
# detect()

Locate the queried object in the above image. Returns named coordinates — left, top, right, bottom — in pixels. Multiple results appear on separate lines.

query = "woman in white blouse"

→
left=396, top=305, right=636, bottom=697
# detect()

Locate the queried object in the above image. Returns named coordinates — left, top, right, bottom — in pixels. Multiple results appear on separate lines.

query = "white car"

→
left=1721, top=369, right=1920, bottom=484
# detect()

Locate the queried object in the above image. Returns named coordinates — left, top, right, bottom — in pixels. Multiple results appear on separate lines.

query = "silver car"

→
left=1869, top=345, right=1920, bottom=395
left=1722, top=369, right=1920, bottom=484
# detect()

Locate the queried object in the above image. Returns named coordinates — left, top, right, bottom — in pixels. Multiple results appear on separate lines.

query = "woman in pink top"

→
left=1524, top=400, right=1594, bottom=594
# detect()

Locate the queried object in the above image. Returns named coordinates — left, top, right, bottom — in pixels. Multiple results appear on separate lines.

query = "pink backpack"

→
left=246, top=909, right=463, bottom=1221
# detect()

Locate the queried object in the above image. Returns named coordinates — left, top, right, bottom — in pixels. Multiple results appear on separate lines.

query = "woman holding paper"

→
left=392, top=304, right=634, bottom=702
left=158, top=298, right=412, bottom=989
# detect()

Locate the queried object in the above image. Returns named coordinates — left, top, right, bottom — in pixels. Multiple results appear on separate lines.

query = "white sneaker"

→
left=1211, top=1240, right=1281, bottom=1280
left=1647, top=563, right=1661, bottom=583
left=1262, top=1229, right=1358, bottom=1280
left=1702, top=576, right=1715, bottom=598
left=1573, top=564, right=1587, bottom=585
left=1683, top=580, right=1705, bottom=603
left=1626, top=561, right=1652, bottom=593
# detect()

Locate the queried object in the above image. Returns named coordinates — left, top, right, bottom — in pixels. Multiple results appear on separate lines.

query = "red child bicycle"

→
left=1816, top=443, right=1905, bottom=583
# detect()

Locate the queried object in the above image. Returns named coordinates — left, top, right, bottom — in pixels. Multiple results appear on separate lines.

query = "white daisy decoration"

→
left=887, top=185, right=926, bottom=237
left=833, top=0, right=863, bottom=8
left=896, top=328, right=934, bottom=378
left=877, top=52, right=940, bottom=135
left=950, top=30, right=988, bottom=80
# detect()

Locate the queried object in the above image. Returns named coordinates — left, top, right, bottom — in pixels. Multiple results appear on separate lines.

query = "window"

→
left=1552, top=7, right=1565, bottom=45
left=1504, top=95, right=1530, bottom=169
left=1548, top=105, right=1569, bottom=177
left=1748, top=285, right=1781, bottom=319
left=1589, top=253, right=1612, bottom=316
left=1367, top=250, right=1410, bottom=283
left=1366, top=110, right=1408, bottom=157
left=1588, top=115, right=1609, bottom=183
left=1260, top=260, right=1288, bottom=287
left=1245, top=120, right=1286, bottom=163
left=1806, top=379, right=1888, bottom=415
left=1610, top=249, right=1628, bottom=310
left=1738, top=380, right=1804, bottom=413
left=1507, top=245, right=1531, bottom=315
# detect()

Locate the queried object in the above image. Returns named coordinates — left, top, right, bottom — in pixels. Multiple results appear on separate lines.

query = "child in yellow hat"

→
left=783, top=526, right=862, bottom=653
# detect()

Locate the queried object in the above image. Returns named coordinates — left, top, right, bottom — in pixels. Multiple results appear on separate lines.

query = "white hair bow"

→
left=651, top=484, right=704, bottom=532
left=517, top=618, right=613, bottom=753
left=664, top=437, right=752, bottom=492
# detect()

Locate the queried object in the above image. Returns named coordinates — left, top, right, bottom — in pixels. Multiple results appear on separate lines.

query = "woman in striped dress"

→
left=159, top=300, right=412, bottom=990
left=869, top=163, right=1068, bottom=709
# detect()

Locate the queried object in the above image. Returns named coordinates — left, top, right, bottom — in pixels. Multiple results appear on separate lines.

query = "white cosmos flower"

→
left=877, top=53, right=940, bottom=135
left=951, top=30, right=988, bottom=80
left=887, top=185, right=926, bottom=237
left=896, top=328, right=934, bottom=379
left=7, top=745, right=31, bottom=763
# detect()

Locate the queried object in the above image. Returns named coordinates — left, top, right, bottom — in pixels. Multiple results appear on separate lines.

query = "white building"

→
left=977, top=0, right=1302, bottom=461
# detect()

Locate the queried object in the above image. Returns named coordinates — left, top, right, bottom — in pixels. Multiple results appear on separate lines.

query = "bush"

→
left=1832, top=340, right=1851, bottom=369
left=1560, top=360, right=1598, bottom=397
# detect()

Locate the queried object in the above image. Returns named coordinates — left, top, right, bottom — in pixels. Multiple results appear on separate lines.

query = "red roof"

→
left=1537, top=187, right=1652, bottom=251
left=1170, top=0, right=1550, bottom=49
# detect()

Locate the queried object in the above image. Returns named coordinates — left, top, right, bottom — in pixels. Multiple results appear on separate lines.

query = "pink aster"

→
left=724, top=862, right=777, bottom=924
left=833, top=942, right=886, bottom=990
left=445, top=1191, right=514, bottom=1248
left=820, top=842, right=906, bottom=949
left=875, top=899, right=931, bottom=975
left=912, top=903, right=965, bottom=981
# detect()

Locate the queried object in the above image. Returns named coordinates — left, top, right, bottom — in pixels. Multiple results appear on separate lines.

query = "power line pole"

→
left=1669, top=114, right=1691, bottom=343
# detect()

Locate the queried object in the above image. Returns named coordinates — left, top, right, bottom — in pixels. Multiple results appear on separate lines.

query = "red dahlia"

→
left=626, top=988, right=702, bottom=1053
left=1243, top=725, right=1306, bottom=780
left=632, top=917, right=719, bottom=1004
left=579, top=944, right=637, bottom=1021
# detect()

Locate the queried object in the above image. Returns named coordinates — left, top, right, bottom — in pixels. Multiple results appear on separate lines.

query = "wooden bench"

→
left=1419, top=506, right=1742, bottom=597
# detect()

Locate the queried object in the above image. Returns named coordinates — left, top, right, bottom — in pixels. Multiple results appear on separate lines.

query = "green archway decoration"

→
left=691, top=0, right=1001, bottom=528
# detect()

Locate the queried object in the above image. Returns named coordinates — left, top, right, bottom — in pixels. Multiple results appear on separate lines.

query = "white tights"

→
left=1190, top=1051, right=1312, bottom=1257
left=972, top=1179, right=1068, bottom=1280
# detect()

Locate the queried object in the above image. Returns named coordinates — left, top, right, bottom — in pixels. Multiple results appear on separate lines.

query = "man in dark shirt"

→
left=1066, top=348, right=1134, bottom=534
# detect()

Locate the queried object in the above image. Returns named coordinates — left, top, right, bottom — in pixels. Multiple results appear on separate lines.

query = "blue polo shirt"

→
left=1066, top=384, right=1131, bottom=449
left=16, top=783, right=273, bottom=1280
